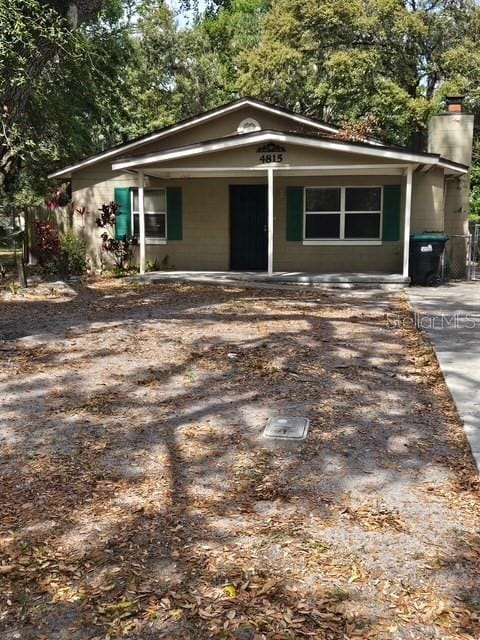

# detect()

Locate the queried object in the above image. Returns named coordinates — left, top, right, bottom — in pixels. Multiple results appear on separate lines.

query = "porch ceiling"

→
left=139, top=165, right=407, bottom=179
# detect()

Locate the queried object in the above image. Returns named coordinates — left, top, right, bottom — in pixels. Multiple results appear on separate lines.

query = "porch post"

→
left=267, top=167, right=274, bottom=276
left=403, top=166, right=413, bottom=279
left=138, top=170, right=146, bottom=275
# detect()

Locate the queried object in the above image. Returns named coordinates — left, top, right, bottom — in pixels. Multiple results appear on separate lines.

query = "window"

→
left=304, top=186, right=382, bottom=242
left=131, top=189, right=166, bottom=241
left=344, top=187, right=381, bottom=239
left=304, top=187, right=341, bottom=239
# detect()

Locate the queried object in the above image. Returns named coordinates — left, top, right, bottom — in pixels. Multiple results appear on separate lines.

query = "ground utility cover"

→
left=263, top=417, right=310, bottom=440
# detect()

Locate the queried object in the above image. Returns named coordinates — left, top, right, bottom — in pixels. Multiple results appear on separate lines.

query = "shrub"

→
left=60, top=232, right=87, bottom=276
left=469, top=164, right=480, bottom=221
left=96, top=202, right=136, bottom=272
left=34, top=219, right=60, bottom=266
left=45, top=187, right=71, bottom=210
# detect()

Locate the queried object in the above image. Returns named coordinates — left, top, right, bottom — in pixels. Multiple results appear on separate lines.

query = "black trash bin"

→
left=409, top=234, right=448, bottom=286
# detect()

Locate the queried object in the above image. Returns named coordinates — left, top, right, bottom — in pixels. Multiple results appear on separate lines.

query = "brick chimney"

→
left=445, top=95, right=466, bottom=114
left=428, top=95, right=474, bottom=236
left=428, top=96, right=473, bottom=167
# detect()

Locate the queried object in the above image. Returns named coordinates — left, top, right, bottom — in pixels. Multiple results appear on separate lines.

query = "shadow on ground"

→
left=0, top=279, right=479, bottom=639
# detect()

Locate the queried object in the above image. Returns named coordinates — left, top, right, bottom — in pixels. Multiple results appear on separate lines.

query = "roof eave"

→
left=438, top=158, right=469, bottom=175
left=47, top=98, right=344, bottom=180
left=111, top=130, right=449, bottom=171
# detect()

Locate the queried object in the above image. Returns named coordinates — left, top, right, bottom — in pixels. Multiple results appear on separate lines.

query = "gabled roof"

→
left=48, top=98, right=344, bottom=179
left=111, top=129, right=469, bottom=175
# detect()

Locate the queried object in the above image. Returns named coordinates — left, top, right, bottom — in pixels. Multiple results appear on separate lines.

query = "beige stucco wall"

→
left=70, top=126, right=448, bottom=274
left=428, top=114, right=474, bottom=166
left=140, top=106, right=316, bottom=152
left=72, top=171, right=417, bottom=273
left=274, top=176, right=404, bottom=273
left=410, top=168, right=445, bottom=233
left=140, top=142, right=402, bottom=172
left=444, top=176, right=470, bottom=235
left=428, top=113, right=473, bottom=236
left=93, top=106, right=317, bottom=168
left=71, top=164, right=159, bottom=265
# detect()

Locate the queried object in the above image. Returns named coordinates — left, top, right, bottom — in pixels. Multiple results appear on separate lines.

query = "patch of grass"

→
left=8, top=281, right=20, bottom=295
left=0, top=250, right=16, bottom=270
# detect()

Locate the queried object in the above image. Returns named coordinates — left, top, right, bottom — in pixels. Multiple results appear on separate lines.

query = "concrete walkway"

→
left=408, top=282, right=480, bottom=469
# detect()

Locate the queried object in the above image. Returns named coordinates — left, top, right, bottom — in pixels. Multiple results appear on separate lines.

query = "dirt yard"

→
left=0, top=279, right=479, bottom=640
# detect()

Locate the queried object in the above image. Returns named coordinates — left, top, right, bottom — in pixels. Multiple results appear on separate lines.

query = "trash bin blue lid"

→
left=410, top=233, right=449, bottom=242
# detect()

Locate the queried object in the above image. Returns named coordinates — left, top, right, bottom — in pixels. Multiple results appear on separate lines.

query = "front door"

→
left=230, top=185, right=268, bottom=271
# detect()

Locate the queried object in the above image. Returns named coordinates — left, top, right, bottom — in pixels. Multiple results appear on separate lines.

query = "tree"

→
left=0, top=0, right=109, bottom=196
left=238, top=0, right=480, bottom=147
left=118, top=0, right=269, bottom=134
left=14, top=2, right=136, bottom=203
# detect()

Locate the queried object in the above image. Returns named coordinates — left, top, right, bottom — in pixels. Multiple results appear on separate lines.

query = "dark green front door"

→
left=230, top=185, right=268, bottom=271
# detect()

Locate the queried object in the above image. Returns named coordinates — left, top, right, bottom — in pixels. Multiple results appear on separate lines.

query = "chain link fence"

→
left=0, top=205, right=24, bottom=264
left=443, top=234, right=471, bottom=281
left=471, top=224, right=480, bottom=281
left=0, top=205, right=27, bottom=284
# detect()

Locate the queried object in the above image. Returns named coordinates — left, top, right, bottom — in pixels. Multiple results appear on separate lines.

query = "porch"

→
left=132, top=270, right=410, bottom=290
left=110, top=131, right=423, bottom=280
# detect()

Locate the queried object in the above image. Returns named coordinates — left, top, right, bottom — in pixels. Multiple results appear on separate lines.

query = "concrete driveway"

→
left=408, top=281, right=480, bottom=469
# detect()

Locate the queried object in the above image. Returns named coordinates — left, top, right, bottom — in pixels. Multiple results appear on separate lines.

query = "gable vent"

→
left=237, top=118, right=261, bottom=134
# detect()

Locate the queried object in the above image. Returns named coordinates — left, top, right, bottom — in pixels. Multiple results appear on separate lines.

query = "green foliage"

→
left=4, top=0, right=480, bottom=208
left=119, top=0, right=268, bottom=134
left=60, top=231, right=87, bottom=275
left=0, top=0, right=131, bottom=201
left=469, top=164, right=480, bottom=221
left=145, top=258, right=161, bottom=272
left=145, top=255, right=174, bottom=271
left=238, top=0, right=480, bottom=147
left=8, top=281, right=19, bottom=295
left=0, top=0, right=68, bottom=90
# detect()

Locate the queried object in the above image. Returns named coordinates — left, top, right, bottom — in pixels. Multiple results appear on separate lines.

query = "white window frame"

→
left=131, top=188, right=167, bottom=245
left=303, top=186, right=383, bottom=246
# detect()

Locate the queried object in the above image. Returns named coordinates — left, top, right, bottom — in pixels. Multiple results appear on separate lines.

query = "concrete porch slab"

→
left=131, top=271, right=410, bottom=290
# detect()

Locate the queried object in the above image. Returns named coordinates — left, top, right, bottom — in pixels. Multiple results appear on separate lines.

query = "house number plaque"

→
left=256, top=143, right=286, bottom=164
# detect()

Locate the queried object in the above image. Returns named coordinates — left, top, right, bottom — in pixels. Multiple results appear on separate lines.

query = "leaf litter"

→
left=0, top=279, right=479, bottom=639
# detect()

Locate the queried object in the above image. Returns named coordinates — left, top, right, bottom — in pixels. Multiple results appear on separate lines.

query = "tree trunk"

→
left=16, top=252, right=27, bottom=288
left=40, top=1, right=106, bottom=27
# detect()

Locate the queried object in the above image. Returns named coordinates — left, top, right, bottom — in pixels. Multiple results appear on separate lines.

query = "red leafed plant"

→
left=34, top=220, right=61, bottom=265
left=45, top=188, right=70, bottom=210
left=96, top=202, right=136, bottom=271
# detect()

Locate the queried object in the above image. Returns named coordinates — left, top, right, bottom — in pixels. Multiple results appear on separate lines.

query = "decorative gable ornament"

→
left=237, top=118, right=261, bottom=134
left=256, top=143, right=286, bottom=153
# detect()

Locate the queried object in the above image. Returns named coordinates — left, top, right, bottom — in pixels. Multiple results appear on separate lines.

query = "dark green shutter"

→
left=167, top=187, right=182, bottom=240
left=382, top=185, right=401, bottom=241
left=286, top=187, right=303, bottom=241
left=114, top=187, right=131, bottom=240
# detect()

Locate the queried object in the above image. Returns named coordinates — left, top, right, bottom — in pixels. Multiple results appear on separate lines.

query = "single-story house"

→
left=49, top=96, right=473, bottom=284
